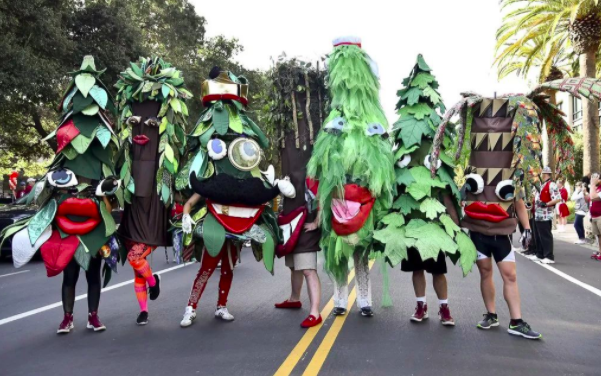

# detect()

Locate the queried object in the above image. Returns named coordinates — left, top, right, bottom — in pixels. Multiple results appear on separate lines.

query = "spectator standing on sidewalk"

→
left=527, top=167, right=561, bottom=264
left=588, top=174, right=601, bottom=260
left=556, top=179, right=570, bottom=232
left=571, top=181, right=589, bottom=244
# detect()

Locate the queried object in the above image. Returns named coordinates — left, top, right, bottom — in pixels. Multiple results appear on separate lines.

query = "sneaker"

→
left=410, top=302, right=428, bottom=322
left=541, top=258, right=555, bottom=264
left=333, top=307, right=347, bottom=316
left=574, top=239, right=587, bottom=245
left=136, top=311, right=149, bottom=325
left=508, top=321, right=542, bottom=339
left=300, top=314, right=322, bottom=328
left=477, top=312, right=499, bottom=330
left=57, top=313, right=74, bottom=334
left=149, top=274, right=161, bottom=301
left=526, top=254, right=539, bottom=261
left=360, top=306, right=374, bottom=317
left=591, top=252, right=600, bottom=259
left=180, top=306, right=196, bottom=327
left=86, top=311, right=106, bottom=332
left=274, top=300, right=302, bottom=309
left=215, top=306, right=234, bottom=321
left=438, top=304, right=455, bottom=326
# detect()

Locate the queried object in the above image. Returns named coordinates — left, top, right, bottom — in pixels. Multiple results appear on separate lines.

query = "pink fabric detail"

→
left=331, top=199, right=361, bottom=223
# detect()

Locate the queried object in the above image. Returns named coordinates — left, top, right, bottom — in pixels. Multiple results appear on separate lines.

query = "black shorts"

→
left=400, top=247, right=447, bottom=275
left=470, top=231, right=514, bottom=263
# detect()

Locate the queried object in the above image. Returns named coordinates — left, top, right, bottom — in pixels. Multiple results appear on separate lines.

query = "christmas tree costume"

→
left=1, top=56, right=122, bottom=333
left=307, top=37, right=395, bottom=316
left=428, top=77, right=601, bottom=339
left=373, top=55, right=477, bottom=325
left=115, top=57, right=191, bottom=325
left=175, top=68, right=293, bottom=327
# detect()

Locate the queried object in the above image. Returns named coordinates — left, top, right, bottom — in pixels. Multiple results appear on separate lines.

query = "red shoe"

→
left=301, top=314, right=322, bottom=328
left=275, top=300, right=302, bottom=309
left=86, top=311, right=106, bottom=332
left=438, top=304, right=455, bottom=326
left=57, top=313, right=74, bottom=334
left=410, top=302, right=428, bottom=322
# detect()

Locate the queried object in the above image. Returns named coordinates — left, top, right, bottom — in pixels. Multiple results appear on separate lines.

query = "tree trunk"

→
left=581, top=45, right=600, bottom=176
left=542, top=91, right=556, bottom=178
left=31, top=108, right=57, bottom=151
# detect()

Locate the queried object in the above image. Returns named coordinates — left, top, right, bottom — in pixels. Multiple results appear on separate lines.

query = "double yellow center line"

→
left=274, top=261, right=375, bottom=376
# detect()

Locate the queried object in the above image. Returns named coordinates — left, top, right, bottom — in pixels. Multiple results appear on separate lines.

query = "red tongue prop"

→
left=331, top=184, right=375, bottom=236
left=464, top=202, right=510, bottom=223
left=206, top=200, right=265, bottom=234
left=40, top=230, right=80, bottom=277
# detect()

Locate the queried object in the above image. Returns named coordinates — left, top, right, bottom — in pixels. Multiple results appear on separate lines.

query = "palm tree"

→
left=497, top=0, right=601, bottom=175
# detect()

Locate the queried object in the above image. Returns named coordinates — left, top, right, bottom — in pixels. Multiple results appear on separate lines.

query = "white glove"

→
left=276, top=177, right=296, bottom=198
left=182, top=213, right=193, bottom=234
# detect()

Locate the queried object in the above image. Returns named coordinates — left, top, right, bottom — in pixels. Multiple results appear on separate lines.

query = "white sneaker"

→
left=541, top=258, right=556, bottom=264
left=526, top=254, right=539, bottom=260
left=575, top=240, right=587, bottom=245
left=215, top=306, right=235, bottom=321
left=180, top=306, right=196, bottom=327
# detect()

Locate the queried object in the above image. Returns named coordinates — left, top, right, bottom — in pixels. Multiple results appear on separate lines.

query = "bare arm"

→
left=442, top=193, right=460, bottom=225
left=515, top=199, right=530, bottom=230
left=184, top=193, right=202, bottom=215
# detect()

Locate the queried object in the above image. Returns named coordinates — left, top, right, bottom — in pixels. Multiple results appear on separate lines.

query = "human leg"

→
left=353, top=252, right=372, bottom=312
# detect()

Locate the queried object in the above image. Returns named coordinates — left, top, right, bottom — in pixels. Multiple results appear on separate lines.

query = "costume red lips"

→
left=55, top=197, right=101, bottom=235
left=331, top=184, right=375, bottom=236
left=206, top=199, right=264, bottom=234
left=133, top=135, right=150, bottom=145
left=276, top=206, right=307, bottom=257
left=464, top=202, right=509, bottom=223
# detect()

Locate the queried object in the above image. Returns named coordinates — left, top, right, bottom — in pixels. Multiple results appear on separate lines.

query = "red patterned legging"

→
left=126, top=241, right=157, bottom=313
left=187, top=243, right=238, bottom=309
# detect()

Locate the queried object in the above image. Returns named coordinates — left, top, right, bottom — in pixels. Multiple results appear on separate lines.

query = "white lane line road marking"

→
left=0, top=270, right=30, bottom=278
left=518, top=253, right=601, bottom=298
left=0, top=263, right=190, bottom=327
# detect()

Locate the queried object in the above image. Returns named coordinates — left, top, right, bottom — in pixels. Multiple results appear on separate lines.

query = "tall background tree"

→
left=497, top=0, right=601, bottom=176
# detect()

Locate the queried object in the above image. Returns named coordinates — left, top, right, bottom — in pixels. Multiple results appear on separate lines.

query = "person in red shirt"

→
left=556, top=179, right=570, bottom=232
left=588, top=174, right=601, bottom=260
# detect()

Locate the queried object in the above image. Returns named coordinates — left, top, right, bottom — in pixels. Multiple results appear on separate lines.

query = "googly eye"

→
left=126, top=116, right=142, bottom=126
left=424, top=155, right=441, bottom=170
left=495, top=180, right=515, bottom=201
left=464, top=173, right=484, bottom=194
left=47, top=168, right=78, bottom=188
left=144, top=117, right=160, bottom=127
left=366, top=123, right=385, bottom=137
left=229, top=138, right=261, bottom=171
left=324, top=117, right=346, bottom=134
left=397, top=155, right=411, bottom=168
left=208, top=139, right=227, bottom=160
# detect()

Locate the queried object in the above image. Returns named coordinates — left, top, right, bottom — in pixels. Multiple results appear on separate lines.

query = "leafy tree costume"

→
left=373, top=55, right=477, bottom=277
left=1, top=56, right=121, bottom=332
left=307, top=37, right=395, bottom=311
left=174, top=68, right=292, bottom=320
left=115, top=57, right=191, bottom=320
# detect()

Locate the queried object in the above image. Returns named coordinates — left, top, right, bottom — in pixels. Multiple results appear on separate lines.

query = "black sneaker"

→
left=149, top=274, right=161, bottom=301
left=360, top=306, right=374, bottom=317
left=477, top=313, right=499, bottom=330
left=508, top=321, right=542, bottom=339
left=136, top=311, right=149, bottom=325
left=333, top=307, right=347, bottom=316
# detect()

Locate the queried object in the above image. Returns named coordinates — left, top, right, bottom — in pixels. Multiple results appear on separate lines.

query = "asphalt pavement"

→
left=0, top=237, right=600, bottom=376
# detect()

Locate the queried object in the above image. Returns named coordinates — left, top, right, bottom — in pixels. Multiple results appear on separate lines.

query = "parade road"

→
left=1, top=235, right=600, bottom=376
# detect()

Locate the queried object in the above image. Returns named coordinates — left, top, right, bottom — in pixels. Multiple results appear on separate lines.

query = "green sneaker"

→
left=477, top=312, right=499, bottom=330
left=508, top=321, right=542, bottom=340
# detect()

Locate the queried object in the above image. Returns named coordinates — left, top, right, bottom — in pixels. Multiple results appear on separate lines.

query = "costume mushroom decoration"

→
left=174, top=67, right=293, bottom=273
left=1, top=56, right=122, bottom=282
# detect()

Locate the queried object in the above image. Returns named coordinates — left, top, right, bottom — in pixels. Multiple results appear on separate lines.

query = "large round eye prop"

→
left=324, top=117, right=346, bottom=134
left=208, top=139, right=227, bottom=160
left=47, top=169, right=78, bottom=188
left=495, top=180, right=515, bottom=201
left=144, top=117, right=160, bottom=127
left=126, top=116, right=142, bottom=126
left=424, top=155, right=441, bottom=170
left=95, top=177, right=121, bottom=197
left=365, top=123, right=386, bottom=137
left=228, top=138, right=262, bottom=171
left=397, top=155, right=411, bottom=168
left=464, top=173, right=484, bottom=194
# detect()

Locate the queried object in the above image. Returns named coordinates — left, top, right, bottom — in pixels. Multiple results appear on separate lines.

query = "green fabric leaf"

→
left=170, top=98, right=182, bottom=113
left=420, top=198, right=446, bottom=219
left=96, top=127, right=111, bottom=148
left=407, top=183, right=430, bottom=201
left=410, top=72, right=435, bottom=89
left=73, top=93, right=94, bottom=114
left=456, top=231, right=477, bottom=276
left=162, top=84, right=170, bottom=98
left=416, top=55, right=431, bottom=71
left=89, top=85, right=108, bottom=109
left=79, top=220, right=108, bottom=255
left=380, top=212, right=405, bottom=227
left=161, top=183, right=170, bottom=204
left=411, top=166, right=447, bottom=189
left=398, top=103, right=433, bottom=120
left=394, top=144, right=419, bottom=160
left=82, top=104, right=99, bottom=116
left=28, top=199, right=57, bottom=245
left=438, top=152, right=455, bottom=167
left=61, top=145, right=79, bottom=160
left=0, top=220, right=30, bottom=250
left=395, top=117, right=431, bottom=148
left=373, top=226, right=413, bottom=267
left=406, top=222, right=457, bottom=261
left=199, top=127, right=216, bottom=147
left=73, top=114, right=100, bottom=137
left=164, top=144, right=175, bottom=163
left=213, top=107, right=229, bottom=135
left=401, top=87, right=422, bottom=106
left=74, top=241, right=91, bottom=271
left=392, top=194, right=420, bottom=215
left=71, top=132, right=94, bottom=154
left=260, top=225, right=275, bottom=274
left=422, top=86, right=441, bottom=105
left=395, top=168, right=415, bottom=187
left=439, top=214, right=460, bottom=237
left=99, top=202, right=117, bottom=237
left=203, top=213, right=225, bottom=257
left=75, top=73, right=96, bottom=97
left=189, top=150, right=208, bottom=179
left=227, top=106, right=243, bottom=133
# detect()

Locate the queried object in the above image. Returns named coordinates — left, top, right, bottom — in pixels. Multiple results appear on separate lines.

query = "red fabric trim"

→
left=202, top=94, right=248, bottom=107
left=276, top=206, right=307, bottom=258
left=206, top=200, right=264, bottom=234
left=334, top=42, right=362, bottom=48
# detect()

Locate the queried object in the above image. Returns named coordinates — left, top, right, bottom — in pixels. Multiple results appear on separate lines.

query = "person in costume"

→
left=115, top=57, right=191, bottom=325
left=429, top=77, right=601, bottom=340
left=374, top=55, right=477, bottom=326
left=307, top=37, right=395, bottom=317
left=556, top=178, right=570, bottom=232
left=270, top=58, right=327, bottom=328
left=175, top=67, right=294, bottom=327
left=1, top=56, right=122, bottom=334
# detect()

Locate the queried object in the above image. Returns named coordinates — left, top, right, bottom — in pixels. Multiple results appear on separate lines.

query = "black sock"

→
left=488, top=312, right=498, bottom=319
left=510, top=318, right=523, bottom=326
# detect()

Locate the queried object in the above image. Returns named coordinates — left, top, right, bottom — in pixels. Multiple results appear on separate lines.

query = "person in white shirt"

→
left=571, top=181, right=589, bottom=244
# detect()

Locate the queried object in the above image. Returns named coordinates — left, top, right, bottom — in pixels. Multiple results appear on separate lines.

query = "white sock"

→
left=439, top=299, right=448, bottom=305
left=416, top=296, right=426, bottom=304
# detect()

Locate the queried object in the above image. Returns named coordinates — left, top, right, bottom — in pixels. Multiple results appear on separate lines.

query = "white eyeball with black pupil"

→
left=126, top=116, right=142, bottom=126
left=144, top=117, right=159, bottom=127
left=324, top=117, right=346, bottom=133
left=47, top=168, right=78, bottom=188
left=208, top=139, right=227, bottom=160
left=366, top=123, right=385, bottom=137
left=397, top=155, right=411, bottom=168
left=423, top=155, right=441, bottom=170
left=464, top=173, right=484, bottom=194
left=495, top=180, right=515, bottom=201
